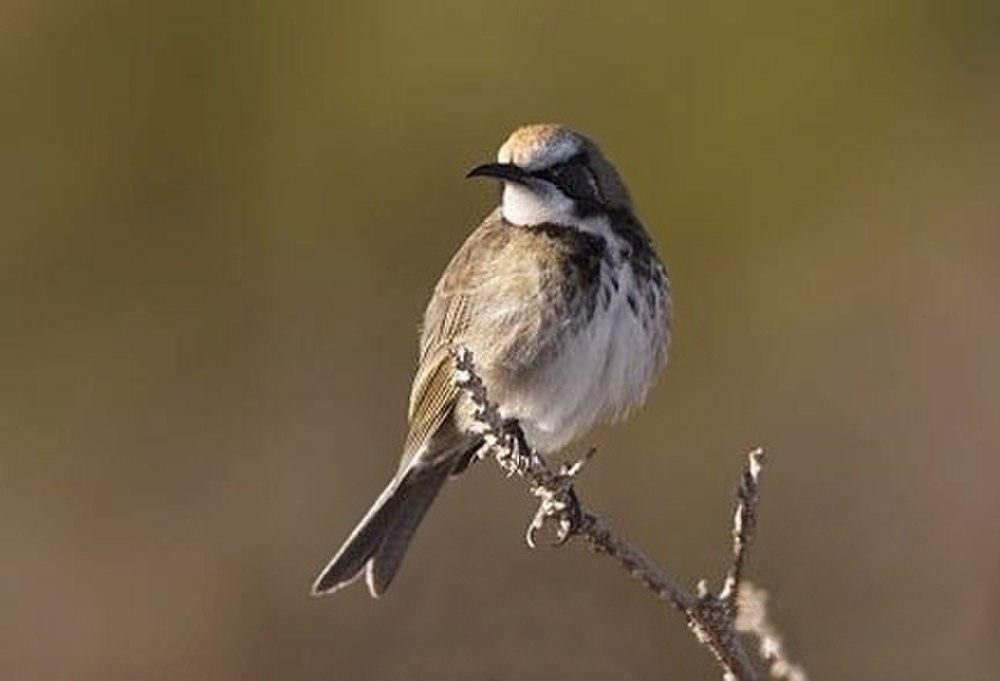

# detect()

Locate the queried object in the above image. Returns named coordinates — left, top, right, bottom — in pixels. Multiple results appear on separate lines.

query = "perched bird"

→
left=312, top=124, right=672, bottom=597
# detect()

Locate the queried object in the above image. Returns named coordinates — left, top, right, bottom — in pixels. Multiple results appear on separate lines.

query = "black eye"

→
left=540, top=162, right=601, bottom=204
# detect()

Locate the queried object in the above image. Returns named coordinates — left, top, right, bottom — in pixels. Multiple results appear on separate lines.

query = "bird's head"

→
left=467, top=124, right=632, bottom=227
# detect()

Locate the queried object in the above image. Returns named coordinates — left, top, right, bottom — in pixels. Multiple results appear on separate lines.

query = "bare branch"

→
left=720, top=448, right=765, bottom=616
left=453, top=347, right=806, bottom=681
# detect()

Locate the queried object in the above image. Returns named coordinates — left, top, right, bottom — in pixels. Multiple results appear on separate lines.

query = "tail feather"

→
left=311, top=467, right=447, bottom=597
left=366, top=470, right=448, bottom=596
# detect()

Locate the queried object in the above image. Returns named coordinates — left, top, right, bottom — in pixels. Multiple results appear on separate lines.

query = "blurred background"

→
left=2, top=1, right=999, bottom=679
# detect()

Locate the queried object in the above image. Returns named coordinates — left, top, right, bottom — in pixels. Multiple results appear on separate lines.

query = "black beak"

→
left=465, top=162, right=531, bottom=184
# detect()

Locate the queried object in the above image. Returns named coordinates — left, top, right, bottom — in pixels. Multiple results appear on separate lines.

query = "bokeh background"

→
left=3, top=2, right=999, bottom=679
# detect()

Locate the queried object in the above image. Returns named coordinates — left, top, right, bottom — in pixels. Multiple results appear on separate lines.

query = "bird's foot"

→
left=525, top=447, right=594, bottom=548
left=497, top=419, right=542, bottom=476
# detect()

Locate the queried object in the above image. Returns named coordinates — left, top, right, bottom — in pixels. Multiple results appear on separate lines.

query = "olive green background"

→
left=2, top=2, right=999, bottom=679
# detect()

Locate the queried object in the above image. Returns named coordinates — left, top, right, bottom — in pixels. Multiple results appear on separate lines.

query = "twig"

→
left=453, top=347, right=803, bottom=681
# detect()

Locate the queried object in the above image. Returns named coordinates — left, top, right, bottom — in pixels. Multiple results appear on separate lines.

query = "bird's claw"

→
left=525, top=483, right=583, bottom=548
left=524, top=449, right=592, bottom=548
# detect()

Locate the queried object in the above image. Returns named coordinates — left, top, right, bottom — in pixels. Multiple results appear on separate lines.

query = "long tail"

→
left=311, top=466, right=449, bottom=597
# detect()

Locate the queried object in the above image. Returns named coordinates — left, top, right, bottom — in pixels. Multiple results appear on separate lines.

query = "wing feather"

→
left=400, top=210, right=508, bottom=469
left=401, top=348, right=462, bottom=470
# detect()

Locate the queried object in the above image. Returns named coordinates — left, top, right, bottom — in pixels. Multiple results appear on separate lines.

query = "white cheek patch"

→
left=501, top=183, right=611, bottom=237
left=501, top=183, right=574, bottom=226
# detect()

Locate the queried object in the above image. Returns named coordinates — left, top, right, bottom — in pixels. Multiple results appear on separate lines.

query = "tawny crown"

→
left=497, top=124, right=583, bottom=171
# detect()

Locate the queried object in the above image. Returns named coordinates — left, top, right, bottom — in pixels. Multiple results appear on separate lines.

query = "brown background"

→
left=2, top=2, right=999, bottom=679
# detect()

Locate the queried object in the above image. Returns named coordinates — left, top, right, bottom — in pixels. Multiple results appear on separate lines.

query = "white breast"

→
left=500, top=250, right=665, bottom=454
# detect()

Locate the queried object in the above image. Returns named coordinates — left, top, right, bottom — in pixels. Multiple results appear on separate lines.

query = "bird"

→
left=312, top=124, right=672, bottom=598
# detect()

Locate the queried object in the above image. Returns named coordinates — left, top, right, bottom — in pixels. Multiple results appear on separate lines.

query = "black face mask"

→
left=532, top=153, right=604, bottom=208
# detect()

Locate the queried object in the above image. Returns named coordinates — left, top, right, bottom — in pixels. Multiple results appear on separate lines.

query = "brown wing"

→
left=401, top=209, right=588, bottom=470
left=399, top=211, right=505, bottom=471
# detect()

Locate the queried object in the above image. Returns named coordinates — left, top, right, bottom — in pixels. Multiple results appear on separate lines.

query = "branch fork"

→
left=452, top=346, right=806, bottom=681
